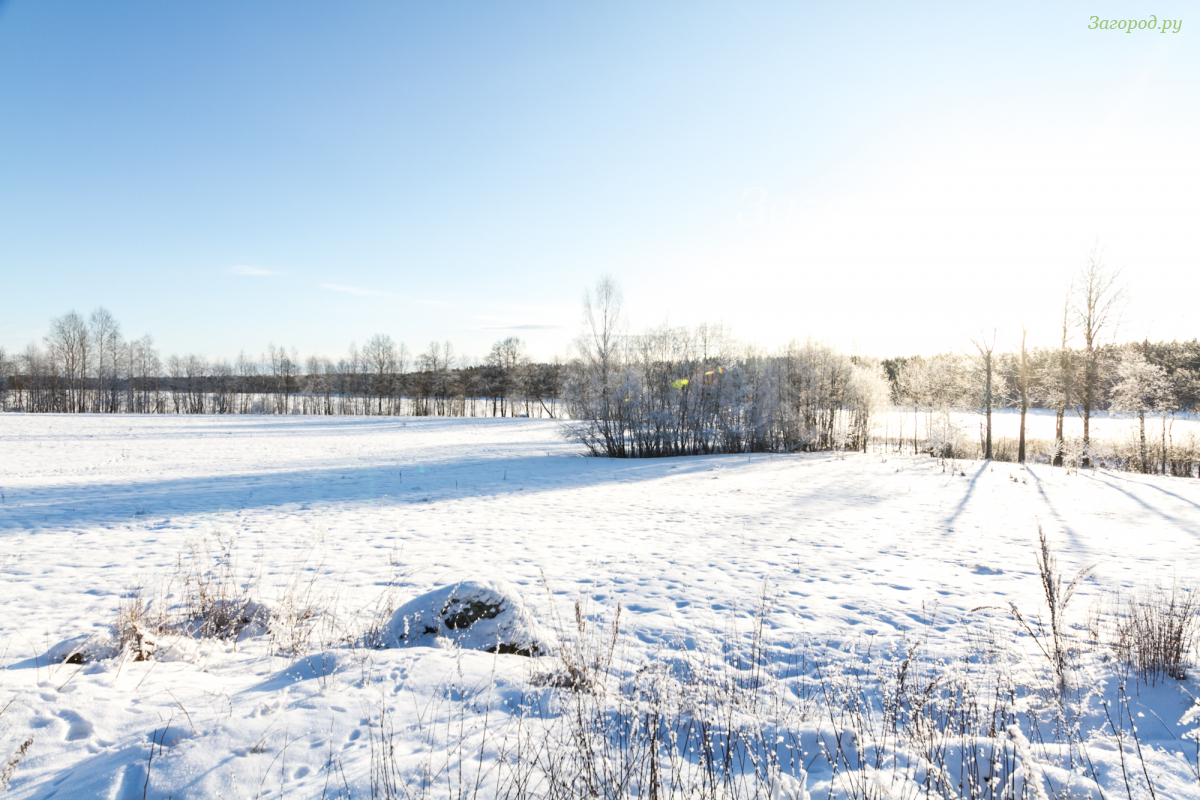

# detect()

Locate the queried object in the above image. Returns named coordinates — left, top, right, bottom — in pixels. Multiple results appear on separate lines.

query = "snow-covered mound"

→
left=44, top=634, right=117, bottom=664
left=387, top=579, right=547, bottom=656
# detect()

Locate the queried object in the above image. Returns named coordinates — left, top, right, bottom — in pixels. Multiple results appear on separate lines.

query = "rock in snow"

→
left=387, top=580, right=547, bottom=656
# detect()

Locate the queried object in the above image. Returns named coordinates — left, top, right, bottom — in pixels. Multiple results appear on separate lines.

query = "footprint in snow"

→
left=58, top=710, right=94, bottom=741
left=114, top=763, right=149, bottom=800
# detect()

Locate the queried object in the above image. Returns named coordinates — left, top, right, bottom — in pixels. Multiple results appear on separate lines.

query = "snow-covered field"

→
left=878, top=406, right=1200, bottom=445
left=1, top=415, right=1199, bottom=798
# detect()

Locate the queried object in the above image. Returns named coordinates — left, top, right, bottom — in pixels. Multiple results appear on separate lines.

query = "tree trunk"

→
left=984, top=350, right=993, bottom=460
left=1162, top=414, right=1168, bottom=476
left=1018, top=406, right=1027, bottom=464
left=1082, top=369, right=1093, bottom=468
left=1139, top=410, right=1146, bottom=473
left=1019, top=330, right=1028, bottom=464
left=1054, top=406, right=1064, bottom=467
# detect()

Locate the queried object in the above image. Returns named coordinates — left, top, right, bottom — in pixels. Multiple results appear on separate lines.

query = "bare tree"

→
left=1073, top=248, right=1125, bottom=466
left=362, top=334, right=398, bottom=415
left=1052, top=291, right=1073, bottom=466
left=46, top=311, right=89, bottom=412
left=128, top=335, right=160, bottom=413
left=1017, top=326, right=1030, bottom=464
left=528, top=356, right=564, bottom=418
left=88, top=308, right=122, bottom=412
left=571, top=276, right=627, bottom=455
left=970, top=329, right=997, bottom=460
left=341, top=343, right=361, bottom=414
left=418, top=341, right=455, bottom=416
left=0, top=345, right=8, bottom=412
left=485, top=336, right=528, bottom=416
left=234, top=350, right=256, bottom=413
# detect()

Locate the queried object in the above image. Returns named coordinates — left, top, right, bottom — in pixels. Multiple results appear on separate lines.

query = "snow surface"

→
left=879, top=405, right=1200, bottom=443
left=1, top=414, right=1198, bottom=797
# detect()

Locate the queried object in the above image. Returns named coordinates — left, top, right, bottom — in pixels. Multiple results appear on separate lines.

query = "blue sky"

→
left=1, top=1, right=1195, bottom=362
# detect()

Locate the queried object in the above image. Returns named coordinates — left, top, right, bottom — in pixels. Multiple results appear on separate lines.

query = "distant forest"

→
left=3, top=262, right=1198, bottom=475
left=0, top=311, right=564, bottom=419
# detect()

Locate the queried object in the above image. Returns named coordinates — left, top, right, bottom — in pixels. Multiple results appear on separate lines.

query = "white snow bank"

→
left=43, top=634, right=116, bottom=665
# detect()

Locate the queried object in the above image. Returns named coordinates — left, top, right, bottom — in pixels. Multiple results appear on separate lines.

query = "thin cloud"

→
left=320, top=283, right=399, bottom=298
left=474, top=314, right=564, bottom=330
left=228, top=265, right=276, bottom=276
left=320, top=283, right=451, bottom=308
left=480, top=324, right=564, bottom=330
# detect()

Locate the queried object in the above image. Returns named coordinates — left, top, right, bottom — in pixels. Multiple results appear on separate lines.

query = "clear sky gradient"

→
left=1, top=1, right=1195, bottom=362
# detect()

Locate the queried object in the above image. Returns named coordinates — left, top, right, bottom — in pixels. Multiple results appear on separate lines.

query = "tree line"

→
left=4, top=251, right=1197, bottom=476
left=0, top=310, right=564, bottom=419
left=563, top=258, right=1199, bottom=474
left=881, top=252, right=1200, bottom=476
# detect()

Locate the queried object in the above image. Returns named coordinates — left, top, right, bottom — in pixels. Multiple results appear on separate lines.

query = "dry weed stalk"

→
left=0, top=737, right=33, bottom=792
left=1009, top=525, right=1094, bottom=688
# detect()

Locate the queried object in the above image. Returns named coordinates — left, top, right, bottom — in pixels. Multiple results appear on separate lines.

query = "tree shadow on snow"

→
left=0, top=448, right=832, bottom=533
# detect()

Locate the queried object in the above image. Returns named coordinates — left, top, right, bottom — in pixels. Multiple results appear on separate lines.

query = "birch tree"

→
left=569, top=276, right=628, bottom=455
left=1017, top=327, right=1030, bottom=463
left=88, top=307, right=122, bottom=413
left=1073, top=249, right=1124, bottom=466
left=46, top=311, right=89, bottom=412
left=970, top=330, right=997, bottom=460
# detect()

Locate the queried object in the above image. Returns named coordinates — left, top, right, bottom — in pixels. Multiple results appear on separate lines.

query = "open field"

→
left=879, top=406, right=1200, bottom=443
left=1, top=415, right=1199, bottom=798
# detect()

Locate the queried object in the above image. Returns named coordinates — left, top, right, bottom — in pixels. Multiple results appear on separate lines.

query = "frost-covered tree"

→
left=568, top=276, right=629, bottom=456
left=564, top=287, right=888, bottom=457
left=1162, top=367, right=1199, bottom=474
left=1111, top=350, right=1169, bottom=473
left=895, top=357, right=929, bottom=454
left=1073, top=249, right=1124, bottom=465
left=846, top=357, right=891, bottom=452
left=1050, top=293, right=1074, bottom=466
left=969, top=329, right=997, bottom=460
left=1017, top=327, right=1030, bottom=463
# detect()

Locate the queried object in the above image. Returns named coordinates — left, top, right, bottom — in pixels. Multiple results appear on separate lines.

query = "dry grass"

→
left=176, top=532, right=261, bottom=641
left=536, top=590, right=623, bottom=693
left=108, top=532, right=260, bottom=660
left=0, top=737, right=33, bottom=793
left=1109, top=581, right=1200, bottom=683
left=111, top=584, right=171, bottom=661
